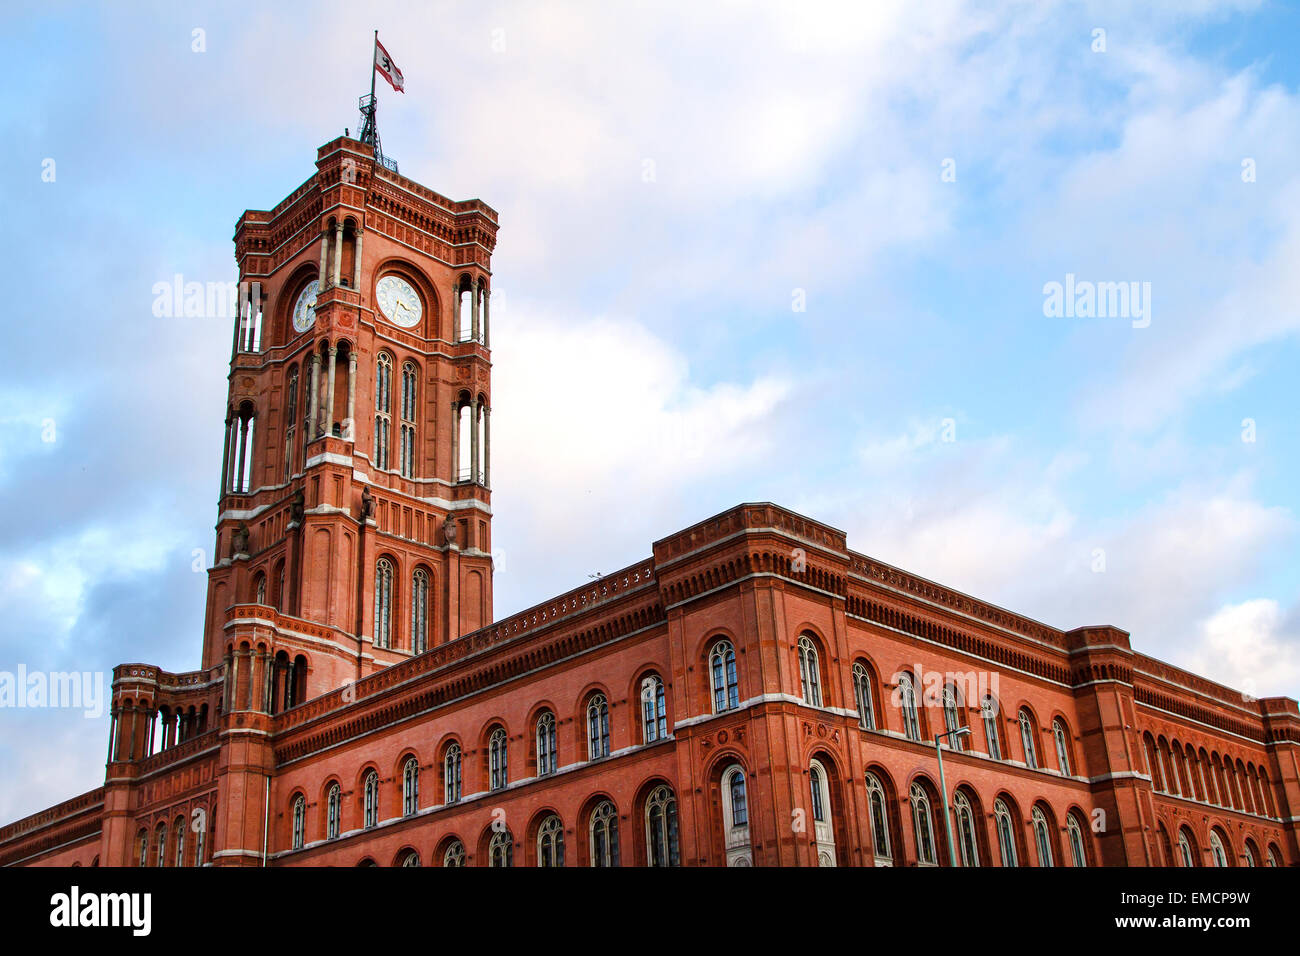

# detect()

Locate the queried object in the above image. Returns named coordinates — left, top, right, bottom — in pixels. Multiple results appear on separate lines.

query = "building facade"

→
left=2, top=138, right=1298, bottom=869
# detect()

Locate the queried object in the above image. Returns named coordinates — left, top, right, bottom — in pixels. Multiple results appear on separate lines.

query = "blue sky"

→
left=0, top=0, right=1297, bottom=822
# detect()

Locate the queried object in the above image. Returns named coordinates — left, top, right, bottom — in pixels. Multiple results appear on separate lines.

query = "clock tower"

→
left=203, top=135, right=498, bottom=708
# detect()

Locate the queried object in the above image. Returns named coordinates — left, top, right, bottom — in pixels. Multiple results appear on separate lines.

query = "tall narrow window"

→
left=809, top=758, right=837, bottom=866
left=982, top=695, right=1002, bottom=759
left=721, top=764, right=752, bottom=866
left=942, top=683, right=964, bottom=751
left=866, top=773, right=893, bottom=865
left=537, top=815, right=564, bottom=867
left=910, top=784, right=937, bottom=865
left=373, top=558, right=394, bottom=649
left=155, top=823, right=166, bottom=867
left=536, top=712, right=557, bottom=776
left=283, top=365, right=298, bottom=480
left=374, top=353, right=392, bottom=470
left=994, top=799, right=1018, bottom=866
left=327, top=783, right=343, bottom=838
left=1019, top=709, right=1038, bottom=769
left=399, top=360, right=417, bottom=478
left=587, top=694, right=610, bottom=760
left=489, top=728, right=508, bottom=790
left=853, top=662, right=876, bottom=730
left=137, top=829, right=148, bottom=868
left=1031, top=806, right=1053, bottom=866
left=1178, top=829, right=1195, bottom=867
left=174, top=820, right=185, bottom=868
left=363, top=770, right=379, bottom=828
left=641, top=675, right=667, bottom=743
left=1053, top=719, right=1072, bottom=776
left=645, top=786, right=679, bottom=867
left=194, top=818, right=205, bottom=866
left=402, top=757, right=419, bottom=816
left=489, top=829, right=513, bottom=867
left=589, top=801, right=620, bottom=867
left=797, top=635, right=822, bottom=706
left=899, top=674, right=921, bottom=742
left=954, top=791, right=979, bottom=867
left=1066, top=813, right=1087, bottom=867
left=443, top=744, right=462, bottom=803
left=710, top=640, right=739, bottom=712
left=410, top=568, right=429, bottom=654
left=1209, top=830, right=1228, bottom=868
left=292, top=795, right=306, bottom=850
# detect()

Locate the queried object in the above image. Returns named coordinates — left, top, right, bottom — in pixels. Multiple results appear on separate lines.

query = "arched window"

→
left=374, top=352, right=392, bottom=470
left=994, top=799, right=1018, bottom=866
left=1031, top=806, right=1053, bottom=866
left=1066, top=812, right=1088, bottom=867
left=641, top=675, right=667, bottom=743
left=402, top=756, right=419, bottom=816
left=326, top=783, right=341, bottom=839
left=1242, top=839, right=1259, bottom=867
left=853, top=662, right=876, bottom=730
left=809, top=759, right=837, bottom=867
left=489, top=828, right=513, bottom=867
left=982, top=695, right=1003, bottom=760
left=645, top=785, right=679, bottom=867
left=410, top=568, right=429, bottom=654
left=489, top=728, right=508, bottom=790
left=865, top=773, right=893, bottom=866
left=910, top=783, right=937, bottom=866
left=1209, top=829, right=1229, bottom=868
left=174, top=820, right=185, bottom=868
left=537, top=814, right=564, bottom=867
left=399, top=361, right=417, bottom=478
left=292, top=794, right=306, bottom=850
left=155, top=823, right=167, bottom=867
left=399, top=849, right=421, bottom=867
left=254, top=573, right=266, bottom=606
left=797, top=635, right=822, bottom=706
left=589, top=800, right=620, bottom=867
left=362, top=770, right=379, bottom=828
left=954, top=790, right=979, bottom=867
left=444, top=743, right=462, bottom=803
left=536, top=711, right=557, bottom=776
left=283, top=365, right=298, bottom=479
left=942, top=683, right=964, bottom=751
left=373, top=558, right=394, bottom=649
left=1053, top=719, right=1072, bottom=775
left=710, top=640, right=739, bottom=712
left=136, top=829, right=148, bottom=868
left=721, top=764, right=752, bottom=867
left=587, top=694, right=610, bottom=760
left=194, top=816, right=206, bottom=866
left=442, top=840, right=465, bottom=867
left=1019, top=709, right=1038, bottom=769
left=1267, top=845, right=1281, bottom=867
left=1178, top=828, right=1196, bottom=867
left=899, top=674, right=921, bottom=742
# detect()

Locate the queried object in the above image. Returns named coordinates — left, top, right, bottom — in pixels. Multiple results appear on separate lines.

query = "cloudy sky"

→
left=0, top=0, right=1297, bottom=823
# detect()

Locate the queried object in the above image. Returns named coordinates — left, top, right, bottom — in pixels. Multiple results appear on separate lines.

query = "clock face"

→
left=376, top=274, right=423, bottom=328
left=292, top=280, right=318, bottom=333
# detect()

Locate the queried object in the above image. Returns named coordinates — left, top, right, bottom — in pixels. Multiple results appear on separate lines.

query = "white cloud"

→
left=1184, top=599, right=1300, bottom=700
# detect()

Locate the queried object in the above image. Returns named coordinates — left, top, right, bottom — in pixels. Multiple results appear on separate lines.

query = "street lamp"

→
left=934, top=726, right=971, bottom=866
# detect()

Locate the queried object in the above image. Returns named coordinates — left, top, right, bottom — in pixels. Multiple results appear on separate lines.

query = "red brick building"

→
left=2, top=137, right=1297, bottom=869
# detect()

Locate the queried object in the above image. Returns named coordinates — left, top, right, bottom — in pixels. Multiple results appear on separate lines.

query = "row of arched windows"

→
left=1143, top=732, right=1277, bottom=818
left=294, top=785, right=680, bottom=867
left=1160, top=820, right=1283, bottom=867
left=134, top=809, right=212, bottom=868
left=374, top=353, right=419, bottom=477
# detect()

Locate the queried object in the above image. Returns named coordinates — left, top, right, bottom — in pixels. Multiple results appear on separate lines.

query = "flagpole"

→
left=370, top=30, right=377, bottom=104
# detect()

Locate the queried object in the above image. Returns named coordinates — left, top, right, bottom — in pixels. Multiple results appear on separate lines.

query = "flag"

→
left=374, top=38, right=405, bottom=93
